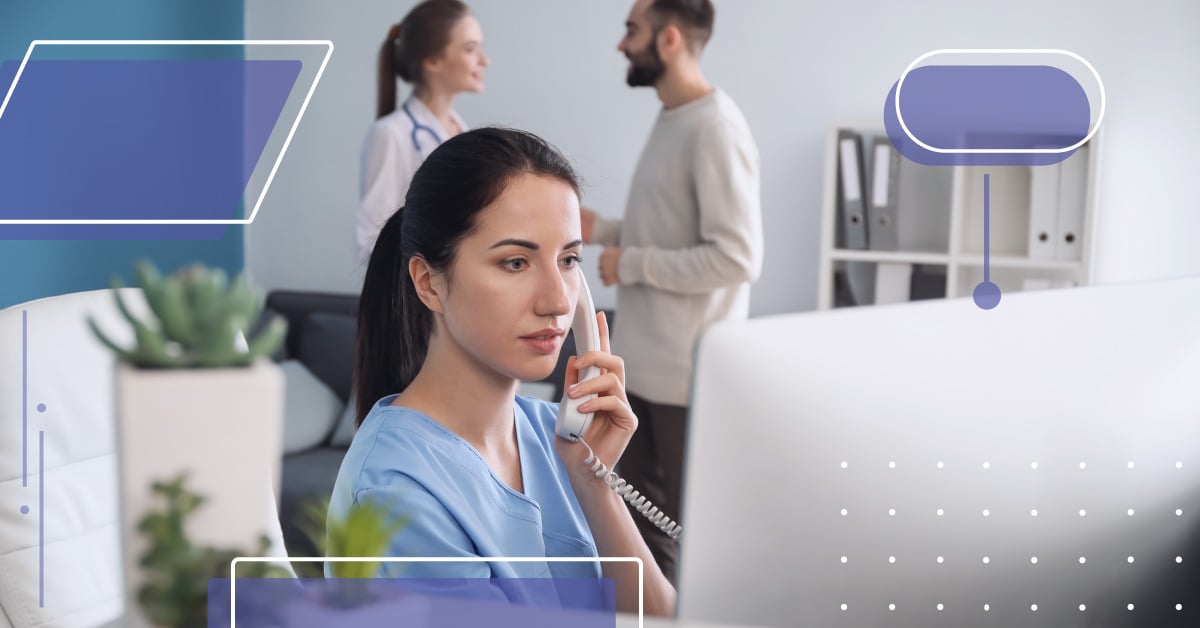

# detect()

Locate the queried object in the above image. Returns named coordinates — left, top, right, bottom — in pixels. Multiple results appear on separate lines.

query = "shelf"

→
left=954, top=255, right=1083, bottom=271
left=817, top=124, right=1099, bottom=310
left=829, top=249, right=950, bottom=265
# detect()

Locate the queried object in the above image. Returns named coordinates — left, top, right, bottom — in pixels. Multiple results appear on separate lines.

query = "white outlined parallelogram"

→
left=0, top=40, right=333, bottom=225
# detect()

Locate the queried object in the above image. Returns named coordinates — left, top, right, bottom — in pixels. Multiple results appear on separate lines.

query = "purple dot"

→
left=36, top=403, right=46, bottom=413
left=973, top=282, right=1002, bottom=310
left=19, top=505, right=29, bottom=515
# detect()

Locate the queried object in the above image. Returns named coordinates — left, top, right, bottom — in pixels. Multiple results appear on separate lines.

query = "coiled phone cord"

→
left=576, top=437, right=682, bottom=540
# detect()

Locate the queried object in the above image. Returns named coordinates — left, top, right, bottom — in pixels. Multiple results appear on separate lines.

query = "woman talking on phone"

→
left=328, top=127, right=676, bottom=617
left=355, top=0, right=488, bottom=260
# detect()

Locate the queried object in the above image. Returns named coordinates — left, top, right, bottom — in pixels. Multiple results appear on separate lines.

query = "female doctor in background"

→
left=355, top=0, right=489, bottom=260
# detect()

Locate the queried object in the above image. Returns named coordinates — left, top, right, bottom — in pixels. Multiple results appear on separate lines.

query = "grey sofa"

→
left=265, top=290, right=612, bottom=559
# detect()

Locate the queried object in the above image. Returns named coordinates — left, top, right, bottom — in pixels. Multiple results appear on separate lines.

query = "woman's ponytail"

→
left=376, top=22, right=404, bottom=119
left=354, top=206, right=431, bottom=424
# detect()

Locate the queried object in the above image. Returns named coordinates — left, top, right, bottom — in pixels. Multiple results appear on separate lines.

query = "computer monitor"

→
left=679, top=277, right=1200, bottom=628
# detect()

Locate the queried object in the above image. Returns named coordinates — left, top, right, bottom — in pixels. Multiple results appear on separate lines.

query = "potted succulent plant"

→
left=137, top=473, right=290, bottom=628
left=88, top=261, right=289, bottom=628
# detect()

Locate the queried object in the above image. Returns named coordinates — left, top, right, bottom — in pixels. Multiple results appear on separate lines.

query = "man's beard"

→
left=625, top=40, right=665, bottom=87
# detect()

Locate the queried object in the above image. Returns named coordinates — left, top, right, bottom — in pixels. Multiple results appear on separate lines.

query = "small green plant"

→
left=88, top=260, right=286, bottom=368
left=299, top=498, right=408, bottom=608
left=137, top=473, right=290, bottom=628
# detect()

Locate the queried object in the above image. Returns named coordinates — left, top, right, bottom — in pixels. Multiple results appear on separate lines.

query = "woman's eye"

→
left=561, top=255, right=583, bottom=268
left=503, top=258, right=527, bottom=272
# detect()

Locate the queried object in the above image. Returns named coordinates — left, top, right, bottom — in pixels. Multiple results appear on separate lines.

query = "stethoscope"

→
left=402, top=101, right=443, bottom=153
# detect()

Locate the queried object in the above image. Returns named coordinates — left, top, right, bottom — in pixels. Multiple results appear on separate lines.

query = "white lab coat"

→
left=355, top=96, right=468, bottom=261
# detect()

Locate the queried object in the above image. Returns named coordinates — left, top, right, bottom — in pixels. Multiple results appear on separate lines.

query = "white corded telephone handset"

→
left=555, top=269, right=682, bottom=541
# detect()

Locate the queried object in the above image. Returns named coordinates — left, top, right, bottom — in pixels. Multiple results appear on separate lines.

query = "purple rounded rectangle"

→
left=884, top=64, right=1093, bottom=166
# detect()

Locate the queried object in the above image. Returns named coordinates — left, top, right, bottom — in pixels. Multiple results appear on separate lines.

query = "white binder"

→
left=873, top=262, right=913, bottom=305
left=1027, top=162, right=1060, bottom=260
left=1054, top=145, right=1088, bottom=261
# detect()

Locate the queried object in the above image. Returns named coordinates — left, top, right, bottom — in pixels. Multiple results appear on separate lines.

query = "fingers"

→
left=566, top=369, right=625, bottom=402
left=598, top=311, right=610, bottom=354
left=563, top=355, right=580, bottom=389
left=572, top=349, right=624, bottom=383
left=575, top=394, right=637, bottom=431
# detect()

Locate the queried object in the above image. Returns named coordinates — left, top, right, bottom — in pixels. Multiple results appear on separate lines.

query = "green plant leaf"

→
left=247, top=316, right=287, bottom=361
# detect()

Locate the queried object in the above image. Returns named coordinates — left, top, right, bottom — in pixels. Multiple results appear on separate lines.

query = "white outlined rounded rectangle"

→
left=894, top=48, right=1105, bottom=155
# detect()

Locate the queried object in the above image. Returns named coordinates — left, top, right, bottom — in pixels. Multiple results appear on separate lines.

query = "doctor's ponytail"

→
left=354, top=127, right=580, bottom=426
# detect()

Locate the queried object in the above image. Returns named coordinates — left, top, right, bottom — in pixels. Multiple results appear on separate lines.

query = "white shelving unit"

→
left=816, top=122, right=1101, bottom=309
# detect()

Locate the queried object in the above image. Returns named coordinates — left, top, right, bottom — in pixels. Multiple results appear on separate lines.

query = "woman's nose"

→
left=537, top=271, right=571, bottom=317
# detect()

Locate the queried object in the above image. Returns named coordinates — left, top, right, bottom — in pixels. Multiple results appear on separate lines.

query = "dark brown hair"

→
left=377, top=0, right=471, bottom=119
left=354, top=128, right=581, bottom=425
left=648, top=0, right=715, bottom=52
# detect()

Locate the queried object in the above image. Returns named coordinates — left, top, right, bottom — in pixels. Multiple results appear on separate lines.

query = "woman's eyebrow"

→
left=489, top=238, right=584, bottom=251
left=490, top=238, right=538, bottom=250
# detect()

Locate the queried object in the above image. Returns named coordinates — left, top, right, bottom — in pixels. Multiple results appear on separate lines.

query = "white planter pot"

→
left=115, top=359, right=284, bottom=627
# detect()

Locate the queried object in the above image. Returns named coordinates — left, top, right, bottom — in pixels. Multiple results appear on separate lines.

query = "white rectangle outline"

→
left=230, top=556, right=643, bottom=628
left=0, top=40, right=334, bottom=225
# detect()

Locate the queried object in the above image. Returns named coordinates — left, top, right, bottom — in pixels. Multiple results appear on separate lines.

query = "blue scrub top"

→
left=327, top=394, right=602, bottom=585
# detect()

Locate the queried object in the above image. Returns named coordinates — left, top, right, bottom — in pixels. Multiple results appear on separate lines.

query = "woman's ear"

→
left=423, top=54, right=444, bottom=79
left=409, top=255, right=445, bottom=314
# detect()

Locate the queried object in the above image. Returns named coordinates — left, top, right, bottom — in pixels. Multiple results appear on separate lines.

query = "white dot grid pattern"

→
left=843, top=459, right=1191, bottom=618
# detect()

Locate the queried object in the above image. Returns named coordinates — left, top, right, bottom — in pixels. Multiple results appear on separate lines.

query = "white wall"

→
left=245, top=0, right=1200, bottom=314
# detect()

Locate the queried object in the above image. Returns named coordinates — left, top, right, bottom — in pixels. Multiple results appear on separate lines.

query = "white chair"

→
left=0, top=289, right=291, bottom=628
